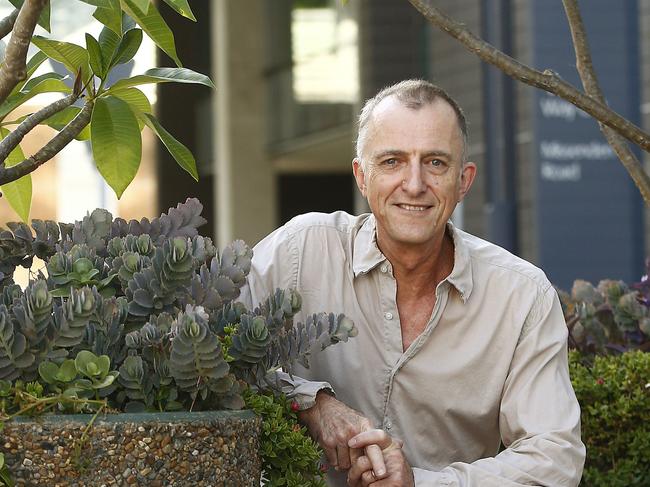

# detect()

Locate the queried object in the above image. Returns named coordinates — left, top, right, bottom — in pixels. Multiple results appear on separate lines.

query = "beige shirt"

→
left=240, top=212, right=585, bottom=487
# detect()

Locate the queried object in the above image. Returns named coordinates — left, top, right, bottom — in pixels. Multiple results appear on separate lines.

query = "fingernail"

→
left=348, top=438, right=357, bottom=447
left=376, top=468, right=385, bottom=476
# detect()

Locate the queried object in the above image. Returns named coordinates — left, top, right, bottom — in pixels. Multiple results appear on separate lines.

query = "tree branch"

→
left=561, top=0, right=650, bottom=205
left=406, top=0, right=650, bottom=154
left=0, top=93, right=80, bottom=164
left=0, top=100, right=93, bottom=185
left=0, top=9, right=19, bottom=40
left=0, top=0, right=48, bottom=105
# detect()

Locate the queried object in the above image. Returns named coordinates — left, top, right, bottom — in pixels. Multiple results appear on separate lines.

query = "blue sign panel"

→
left=531, top=0, right=643, bottom=290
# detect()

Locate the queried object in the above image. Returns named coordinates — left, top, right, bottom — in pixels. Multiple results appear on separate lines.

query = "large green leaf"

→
left=20, top=51, right=49, bottom=87
left=20, top=72, right=67, bottom=92
left=40, top=106, right=91, bottom=141
left=8, top=0, right=50, bottom=32
left=7, top=51, right=49, bottom=99
left=161, top=0, right=196, bottom=21
left=108, top=67, right=214, bottom=92
left=99, top=24, right=121, bottom=60
left=0, top=127, right=31, bottom=222
left=129, top=0, right=151, bottom=12
left=107, top=87, right=151, bottom=113
left=85, top=33, right=105, bottom=79
left=92, top=0, right=122, bottom=35
left=142, top=113, right=197, bottom=180
left=111, top=28, right=142, bottom=68
left=31, top=36, right=91, bottom=81
left=0, top=77, right=72, bottom=121
left=108, top=87, right=151, bottom=129
left=91, top=96, right=142, bottom=198
left=120, top=0, right=182, bottom=67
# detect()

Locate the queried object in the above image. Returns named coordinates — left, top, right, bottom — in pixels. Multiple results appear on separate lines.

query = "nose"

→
left=401, top=162, right=426, bottom=195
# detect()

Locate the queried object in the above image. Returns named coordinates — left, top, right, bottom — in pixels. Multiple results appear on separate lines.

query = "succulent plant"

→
left=0, top=199, right=357, bottom=414
left=560, top=273, right=650, bottom=355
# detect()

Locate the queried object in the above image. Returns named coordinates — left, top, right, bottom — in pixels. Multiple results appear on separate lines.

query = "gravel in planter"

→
left=1, top=411, right=261, bottom=486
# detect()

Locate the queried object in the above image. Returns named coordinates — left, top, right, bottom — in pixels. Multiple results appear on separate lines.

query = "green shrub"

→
left=569, top=351, right=650, bottom=486
left=243, top=389, right=326, bottom=487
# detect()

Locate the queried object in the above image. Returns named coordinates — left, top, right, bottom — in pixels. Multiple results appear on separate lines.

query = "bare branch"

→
left=0, top=9, right=19, bottom=40
left=406, top=0, right=650, bottom=154
left=0, top=93, right=80, bottom=164
left=0, top=100, right=93, bottom=185
left=562, top=0, right=650, bottom=205
left=0, top=0, right=48, bottom=105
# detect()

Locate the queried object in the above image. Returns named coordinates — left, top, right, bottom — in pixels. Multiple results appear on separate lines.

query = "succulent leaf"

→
left=169, top=306, right=229, bottom=391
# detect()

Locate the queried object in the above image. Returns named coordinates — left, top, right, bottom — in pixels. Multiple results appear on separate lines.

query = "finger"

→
left=348, top=429, right=392, bottom=450
left=337, top=443, right=351, bottom=470
left=365, top=443, right=387, bottom=478
left=347, top=455, right=371, bottom=485
left=361, top=469, right=375, bottom=487
left=349, top=445, right=364, bottom=465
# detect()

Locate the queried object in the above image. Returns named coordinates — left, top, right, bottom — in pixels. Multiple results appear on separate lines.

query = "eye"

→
left=429, top=158, right=443, bottom=167
left=380, top=158, right=398, bottom=167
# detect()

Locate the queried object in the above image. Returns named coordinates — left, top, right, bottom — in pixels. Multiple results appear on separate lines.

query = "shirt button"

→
left=384, top=420, right=392, bottom=430
left=380, top=264, right=388, bottom=273
left=384, top=312, right=393, bottom=320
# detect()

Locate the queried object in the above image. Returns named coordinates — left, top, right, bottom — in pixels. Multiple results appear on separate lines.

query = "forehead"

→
left=365, top=96, right=463, bottom=158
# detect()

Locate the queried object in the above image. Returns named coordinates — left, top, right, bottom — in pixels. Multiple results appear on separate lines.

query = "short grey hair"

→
left=355, top=79, right=469, bottom=167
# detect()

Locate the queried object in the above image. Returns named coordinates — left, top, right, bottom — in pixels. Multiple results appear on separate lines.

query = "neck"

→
left=377, top=227, right=455, bottom=295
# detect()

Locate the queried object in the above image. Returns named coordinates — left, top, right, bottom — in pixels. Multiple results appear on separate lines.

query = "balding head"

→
left=356, top=80, right=468, bottom=168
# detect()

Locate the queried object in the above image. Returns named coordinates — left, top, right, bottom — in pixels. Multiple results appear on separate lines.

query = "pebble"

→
left=2, top=412, right=261, bottom=485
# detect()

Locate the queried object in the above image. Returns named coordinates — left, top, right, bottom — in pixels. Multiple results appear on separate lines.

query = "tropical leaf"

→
left=91, top=96, right=142, bottom=198
left=8, top=0, right=50, bottom=32
left=142, top=113, right=198, bottom=180
left=108, top=87, right=151, bottom=129
left=108, top=87, right=151, bottom=114
left=120, top=0, right=182, bottom=67
left=0, top=128, right=31, bottom=222
left=98, top=25, right=121, bottom=67
left=92, top=0, right=122, bottom=35
left=40, top=106, right=91, bottom=141
left=86, top=33, right=105, bottom=79
left=161, top=0, right=196, bottom=21
left=107, top=67, right=214, bottom=92
left=0, top=76, right=72, bottom=121
left=31, top=36, right=91, bottom=81
left=110, top=28, right=143, bottom=68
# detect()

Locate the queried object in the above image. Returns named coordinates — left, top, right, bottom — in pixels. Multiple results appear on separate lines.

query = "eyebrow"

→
left=370, top=149, right=453, bottom=161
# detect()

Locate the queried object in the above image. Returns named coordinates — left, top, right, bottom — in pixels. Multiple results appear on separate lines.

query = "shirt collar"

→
left=352, top=214, right=386, bottom=276
left=352, top=216, right=473, bottom=303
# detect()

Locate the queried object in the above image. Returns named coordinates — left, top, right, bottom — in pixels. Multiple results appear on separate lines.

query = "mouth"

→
left=395, top=204, right=432, bottom=212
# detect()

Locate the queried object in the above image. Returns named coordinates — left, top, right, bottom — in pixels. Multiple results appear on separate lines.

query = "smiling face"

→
left=353, top=96, right=476, bottom=254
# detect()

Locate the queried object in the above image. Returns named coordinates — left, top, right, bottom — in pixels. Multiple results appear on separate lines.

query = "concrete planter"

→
left=1, top=410, right=261, bottom=487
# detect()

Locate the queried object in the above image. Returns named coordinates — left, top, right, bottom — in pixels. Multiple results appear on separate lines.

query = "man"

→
left=241, top=80, right=585, bottom=486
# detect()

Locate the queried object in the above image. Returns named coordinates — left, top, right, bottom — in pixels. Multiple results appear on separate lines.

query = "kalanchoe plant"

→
left=0, top=198, right=358, bottom=484
left=558, top=274, right=650, bottom=355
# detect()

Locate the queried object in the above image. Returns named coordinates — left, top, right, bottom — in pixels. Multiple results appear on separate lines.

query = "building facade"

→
left=157, top=0, right=649, bottom=290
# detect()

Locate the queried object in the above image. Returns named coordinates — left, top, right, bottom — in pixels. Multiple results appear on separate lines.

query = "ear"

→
left=458, top=161, right=477, bottom=202
left=353, top=158, right=367, bottom=197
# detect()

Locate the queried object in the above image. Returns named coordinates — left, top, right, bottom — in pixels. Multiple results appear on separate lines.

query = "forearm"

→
left=412, top=436, right=584, bottom=486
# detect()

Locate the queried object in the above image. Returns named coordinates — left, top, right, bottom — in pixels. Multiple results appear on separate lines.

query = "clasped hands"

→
left=298, top=391, right=414, bottom=486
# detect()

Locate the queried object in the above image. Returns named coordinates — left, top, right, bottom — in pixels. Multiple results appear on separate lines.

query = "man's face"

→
left=353, top=96, right=476, bottom=250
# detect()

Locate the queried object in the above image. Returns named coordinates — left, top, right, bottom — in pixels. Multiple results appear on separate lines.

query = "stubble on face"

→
left=357, top=97, right=470, bottom=257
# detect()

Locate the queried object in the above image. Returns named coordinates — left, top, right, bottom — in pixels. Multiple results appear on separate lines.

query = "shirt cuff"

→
left=266, top=370, right=335, bottom=410
left=413, top=467, right=457, bottom=487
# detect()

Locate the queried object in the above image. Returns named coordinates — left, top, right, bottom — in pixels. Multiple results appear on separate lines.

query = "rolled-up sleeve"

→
left=411, top=286, right=585, bottom=486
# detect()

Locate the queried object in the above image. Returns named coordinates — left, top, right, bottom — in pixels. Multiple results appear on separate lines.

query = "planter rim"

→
left=6, top=409, right=257, bottom=424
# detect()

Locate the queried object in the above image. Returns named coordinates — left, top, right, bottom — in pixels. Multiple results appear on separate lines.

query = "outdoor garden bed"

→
left=2, top=410, right=261, bottom=486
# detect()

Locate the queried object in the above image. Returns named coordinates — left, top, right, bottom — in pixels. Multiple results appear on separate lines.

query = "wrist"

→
left=297, top=389, right=334, bottom=422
